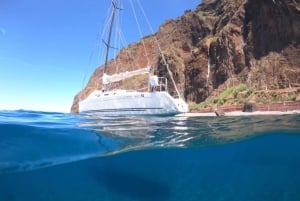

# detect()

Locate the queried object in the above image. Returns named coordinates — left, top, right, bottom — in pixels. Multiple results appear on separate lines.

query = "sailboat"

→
left=79, top=0, right=188, bottom=115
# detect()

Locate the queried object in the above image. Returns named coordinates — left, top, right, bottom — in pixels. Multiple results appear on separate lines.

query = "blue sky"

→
left=0, top=0, right=200, bottom=112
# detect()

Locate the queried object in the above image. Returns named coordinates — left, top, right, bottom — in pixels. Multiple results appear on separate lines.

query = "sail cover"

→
left=103, top=66, right=151, bottom=85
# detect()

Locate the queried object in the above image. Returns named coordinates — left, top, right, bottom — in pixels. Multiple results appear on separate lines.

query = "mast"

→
left=102, top=0, right=119, bottom=91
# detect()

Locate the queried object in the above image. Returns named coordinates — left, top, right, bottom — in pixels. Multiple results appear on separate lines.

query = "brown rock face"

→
left=71, top=0, right=300, bottom=113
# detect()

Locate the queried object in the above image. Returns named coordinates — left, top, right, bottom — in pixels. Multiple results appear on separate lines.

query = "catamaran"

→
left=79, top=0, right=188, bottom=115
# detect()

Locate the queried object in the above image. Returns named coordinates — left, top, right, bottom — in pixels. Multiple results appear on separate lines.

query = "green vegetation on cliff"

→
left=189, top=84, right=253, bottom=110
left=189, top=84, right=298, bottom=111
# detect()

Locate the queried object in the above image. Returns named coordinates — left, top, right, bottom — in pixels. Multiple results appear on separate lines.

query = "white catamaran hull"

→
left=79, top=90, right=188, bottom=115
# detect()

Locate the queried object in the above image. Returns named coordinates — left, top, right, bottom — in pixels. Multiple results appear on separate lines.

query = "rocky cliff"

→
left=71, top=0, right=300, bottom=113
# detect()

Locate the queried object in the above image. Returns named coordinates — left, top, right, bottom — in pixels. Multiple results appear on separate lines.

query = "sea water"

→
left=0, top=110, right=299, bottom=201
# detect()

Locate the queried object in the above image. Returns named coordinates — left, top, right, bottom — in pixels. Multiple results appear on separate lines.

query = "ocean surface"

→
left=0, top=110, right=300, bottom=201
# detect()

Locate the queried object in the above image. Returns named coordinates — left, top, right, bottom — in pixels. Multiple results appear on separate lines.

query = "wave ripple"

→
left=0, top=110, right=299, bottom=173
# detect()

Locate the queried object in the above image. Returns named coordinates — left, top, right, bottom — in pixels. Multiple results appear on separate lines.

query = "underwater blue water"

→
left=0, top=110, right=300, bottom=201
